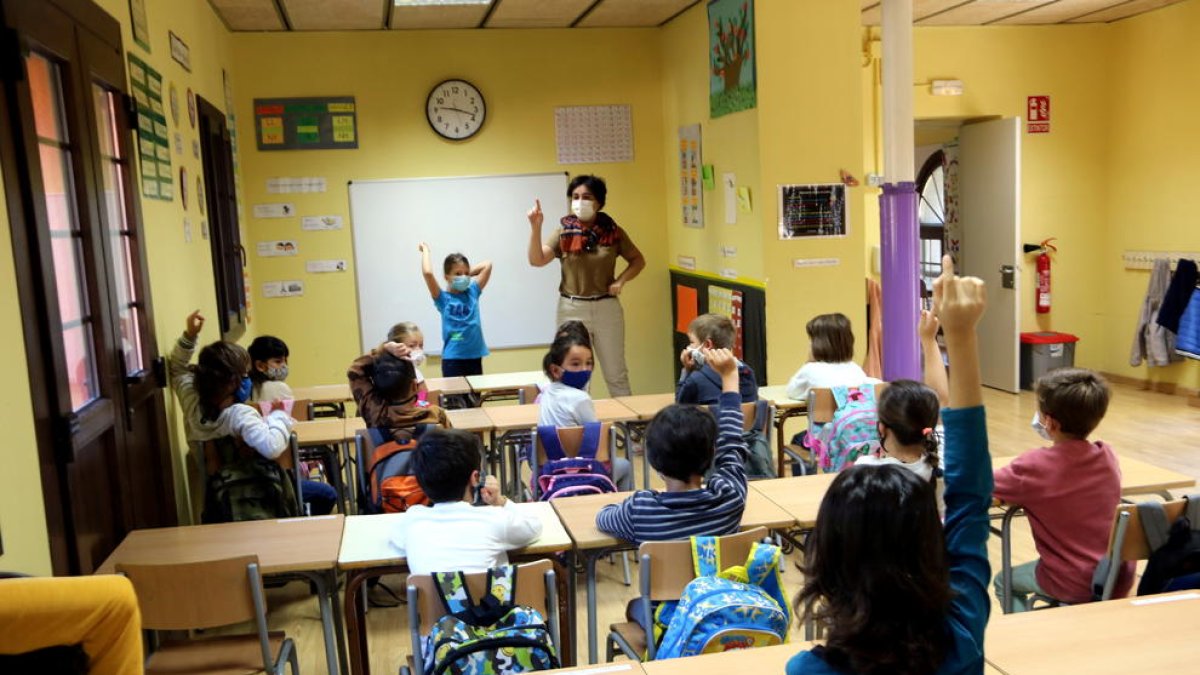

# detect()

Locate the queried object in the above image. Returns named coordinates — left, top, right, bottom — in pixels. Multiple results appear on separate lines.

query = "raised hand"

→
left=527, top=199, right=544, bottom=230
left=383, top=341, right=411, bottom=359
left=705, top=348, right=737, bottom=377
left=480, top=474, right=506, bottom=506
left=185, top=310, right=204, bottom=340
left=933, top=255, right=986, bottom=336
left=919, top=309, right=940, bottom=342
left=418, top=242, right=430, bottom=255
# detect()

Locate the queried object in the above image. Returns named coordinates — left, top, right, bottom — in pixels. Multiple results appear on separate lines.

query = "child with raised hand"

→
left=387, top=321, right=429, bottom=400
left=347, top=340, right=448, bottom=439
left=788, top=256, right=991, bottom=675
left=419, top=242, right=492, bottom=378
left=539, top=333, right=633, bottom=491
left=596, top=347, right=749, bottom=545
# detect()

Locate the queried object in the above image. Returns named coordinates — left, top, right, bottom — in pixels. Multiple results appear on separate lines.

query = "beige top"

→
left=548, top=213, right=640, bottom=298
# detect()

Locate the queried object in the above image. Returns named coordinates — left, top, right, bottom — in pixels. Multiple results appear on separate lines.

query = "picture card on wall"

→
left=306, top=259, right=347, bottom=273
left=262, top=280, right=304, bottom=298
left=301, top=215, right=343, bottom=230
left=268, top=177, right=328, bottom=193
left=256, top=240, right=298, bottom=257
left=253, top=203, right=294, bottom=218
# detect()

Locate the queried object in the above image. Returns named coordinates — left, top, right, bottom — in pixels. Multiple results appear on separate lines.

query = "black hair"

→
left=568, top=174, right=607, bottom=208
left=542, top=333, right=592, bottom=380
left=371, top=352, right=417, bottom=402
left=412, top=428, right=482, bottom=503
left=443, top=253, right=470, bottom=276
left=191, top=341, right=250, bottom=421
left=247, top=335, right=289, bottom=383
left=555, top=320, right=592, bottom=349
left=875, top=379, right=941, bottom=476
left=645, top=404, right=718, bottom=481
left=798, top=464, right=951, bottom=675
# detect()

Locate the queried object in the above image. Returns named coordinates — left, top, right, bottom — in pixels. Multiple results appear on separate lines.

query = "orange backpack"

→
left=366, top=428, right=430, bottom=513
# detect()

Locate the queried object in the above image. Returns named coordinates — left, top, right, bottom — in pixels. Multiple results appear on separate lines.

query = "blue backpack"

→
left=804, top=385, right=880, bottom=472
left=426, top=565, right=558, bottom=675
left=652, top=536, right=790, bottom=660
left=534, top=423, right=617, bottom=500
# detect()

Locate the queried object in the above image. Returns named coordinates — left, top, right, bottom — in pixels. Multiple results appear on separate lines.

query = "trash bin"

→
left=1019, top=332, right=1079, bottom=390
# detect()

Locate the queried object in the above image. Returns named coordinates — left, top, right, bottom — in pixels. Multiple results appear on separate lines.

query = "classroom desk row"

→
left=291, top=371, right=547, bottom=409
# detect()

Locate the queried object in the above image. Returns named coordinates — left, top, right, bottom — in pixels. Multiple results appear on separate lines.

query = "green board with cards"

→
left=127, top=53, right=173, bottom=201
left=253, top=97, right=358, bottom=151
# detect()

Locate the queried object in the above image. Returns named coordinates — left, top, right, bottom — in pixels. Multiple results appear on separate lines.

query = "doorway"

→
left=0, top=0, right=176, bottom=574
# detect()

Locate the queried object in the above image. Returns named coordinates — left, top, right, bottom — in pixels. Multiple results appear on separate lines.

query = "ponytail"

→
left=876, top=380, right=941, bottom=482
left=922, top=428, right=941, bottom=477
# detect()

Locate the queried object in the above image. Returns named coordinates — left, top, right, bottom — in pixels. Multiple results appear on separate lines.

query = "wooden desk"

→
left=993, top=454, right=1196, bottom=498
left=986, top=591, right=1200, bottom=674
left=543, top=664, right=646, bottom=675
left=750, top=474, right=838, bottom=529
left=446, top=407, right=495, bottom=433
left=96, top=516, right=346, bottom=675
left=425, top=376, right=471, bottom=395
left=295, top=418, right=355, bottom=446
left=292, top=383, right=352, bottom=404
left=614, top=393, right=676, bottom=420
left=338, top=503, right=573, bottom=675
left=553, top=490, right=799, bottom=664
left=641, top=643, right=812, bottom=675
left=758, top=384, right=809, bottom=478
left=468, top=370, right=547, bottom=394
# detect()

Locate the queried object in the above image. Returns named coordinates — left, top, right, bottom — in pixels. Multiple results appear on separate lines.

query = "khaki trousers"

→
left=0, top=575, right=143, bottom=674
left=557, top=296, right=631, bottom=397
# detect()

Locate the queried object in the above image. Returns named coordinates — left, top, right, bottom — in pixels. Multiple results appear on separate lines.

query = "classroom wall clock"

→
left=426, top=79, right=485, bottom=140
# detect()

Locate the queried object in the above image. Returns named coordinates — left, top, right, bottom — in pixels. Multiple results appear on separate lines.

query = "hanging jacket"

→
left=1130, top=259, right=1180, bottom=367
left=1175, top=289, right=1200, bottom=360
left=863, top=277, right=883, bottom=379
left=1156, top=258, right=1199, bottom=333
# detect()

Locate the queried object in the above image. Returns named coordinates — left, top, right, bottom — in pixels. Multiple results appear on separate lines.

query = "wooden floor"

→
left=260, top=381, right=1200, bottom=674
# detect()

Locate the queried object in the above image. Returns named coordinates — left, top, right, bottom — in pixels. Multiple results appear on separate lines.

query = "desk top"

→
left=750, top=474, right=838, bottom=529
left=486, top=399, right=637, bottom=432
left=542, top=664, right=646, bottom=675
left=985, top=591, right=1200, bottom=674
left=467, top=371, right=548, bottom=392
left=552, top=489, right=798, bottom=551
left=758, top=385, right=807, bottom=410
left=95, top=515, right=345, bottom=576
left=641, top=643, right=811, bottom=675
left=615, top=393, right=677, bottom=420
left=447, top=408, right=495, bottom=433
left=295, top=418, right=353, bottom=446
left=992, top=454, right=1196, bottom=496
left=337, top=501, right=572, bottom=569
left=426, top=376, right=472, bottom=395
left=291, top=384, right=352, bottom=404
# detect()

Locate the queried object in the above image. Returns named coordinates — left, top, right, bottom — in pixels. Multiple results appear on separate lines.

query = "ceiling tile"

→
left=487, top=0, right=593, bottom=28
left=991, top=0, right=1127, bottom=24
left=919, top=1, right=1057, bottom=26
left=209, top=0, right=285, bottom=30
left=913, top=0, right=974, bottom=21
left=576, top=0, right=697, bottom=28
left=282, top=0, right=385, bottom=30
left=1067, top=0, right=1185, bottom=22
left=390, top=4, right=491, bottom=29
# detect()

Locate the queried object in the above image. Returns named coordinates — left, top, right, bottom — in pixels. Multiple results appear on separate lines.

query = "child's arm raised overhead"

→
left=526, top=199, right=556, bottom=267
left=919, top=309, right=950, bottom=407
left=418, top=242, right=441, bottom=300
left=704, top=348, right=749, bottom=496
left=168, top=311, right=204, bottom=424
left=931, top=254, right=992, bottom=669
left=471, top=260, right=493, bottom=291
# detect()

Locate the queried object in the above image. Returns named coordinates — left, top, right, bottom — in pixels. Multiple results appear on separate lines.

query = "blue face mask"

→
left=560, top=369, right=592, bottom=390
left=450, top=275, right=471, bottom=292
left=234, top=376, right=253, bottom=403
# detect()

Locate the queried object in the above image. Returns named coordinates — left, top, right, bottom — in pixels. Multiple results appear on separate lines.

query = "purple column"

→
left=880, top=181, right=921, bottom=381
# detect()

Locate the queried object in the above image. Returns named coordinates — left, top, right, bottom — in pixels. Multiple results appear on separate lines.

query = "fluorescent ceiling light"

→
left=394, top=0, right=491, bottom=6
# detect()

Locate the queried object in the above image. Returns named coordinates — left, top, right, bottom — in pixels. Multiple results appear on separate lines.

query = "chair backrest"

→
left=533, top=422, right=613, bottom=466
left=640, top=527, right=768, bottom=602
left=406, top=559, right=556, bottom=634
left=1111, top=499, right=1192, bottom=562
left=741, top=400, right=769, bottom=436
left=807, top=383, right=888, bottom=426
left=255, top=398, right=313, bottom=421
left=118, top=555, right=263, bottom=631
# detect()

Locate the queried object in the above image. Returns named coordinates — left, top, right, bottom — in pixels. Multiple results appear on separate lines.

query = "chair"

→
left=354, top=424, right=440, bottom=514
left=605, top=527, right=769, bottom=662
left=118, top=555, right=299, bottom=675
left=399, top=559, right=560, bottom=675
left=1094, top=496, right=1195, bottom=601
left=284, top=399, right=348, bottom=514
left=996, top=505, right=1066, bottom=613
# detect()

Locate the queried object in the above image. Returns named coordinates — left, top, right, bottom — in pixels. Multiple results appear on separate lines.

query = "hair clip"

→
left=921, top=427, right=933, bottom=436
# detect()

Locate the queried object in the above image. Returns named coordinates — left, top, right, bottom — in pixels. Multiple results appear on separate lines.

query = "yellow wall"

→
left=231, top=29, right=673, bottom=398
left=909, top=24, right=1112, bottom=370
left=1104, top=0, right=1200, bottom=388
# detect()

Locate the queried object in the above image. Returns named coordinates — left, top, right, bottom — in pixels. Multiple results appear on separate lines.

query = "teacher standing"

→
left=527, top=175, right=645, bottom=397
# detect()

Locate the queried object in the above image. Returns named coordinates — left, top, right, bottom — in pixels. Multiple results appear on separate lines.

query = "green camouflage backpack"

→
left=202, top=435, right=300, bottom=523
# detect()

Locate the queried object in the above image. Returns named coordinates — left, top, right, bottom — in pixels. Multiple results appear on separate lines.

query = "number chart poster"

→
left=127, top=54, right=172, bottom=201
left=708, top=0, right=757, bottom=119
left=253, top=97, right=358, bottom=151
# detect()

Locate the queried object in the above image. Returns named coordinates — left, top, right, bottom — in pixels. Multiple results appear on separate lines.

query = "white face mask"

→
left=1031, top=412, right=1053, bottom=441
left=689, top=346, right=706, bottom=367
left=571, top=198, right=596, bottom=222
left=408, top=349, right=426, bottom=367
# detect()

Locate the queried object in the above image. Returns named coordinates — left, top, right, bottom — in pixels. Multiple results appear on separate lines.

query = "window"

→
left=916, top=149, right=946, bottom=299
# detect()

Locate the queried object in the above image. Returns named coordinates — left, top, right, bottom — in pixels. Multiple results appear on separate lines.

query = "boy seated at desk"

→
left=676, top=313, right=758, bottom=404
left=596, top=348, right=748, bottom=545
left=347, top=344, right=448, bottom=440
left=393, top=429, right=543, bottom=574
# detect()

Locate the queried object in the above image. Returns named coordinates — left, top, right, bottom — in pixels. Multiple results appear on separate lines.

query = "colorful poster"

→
left=253, top=97, right=358, bottom=151
left=707, top=285, right=745, bottom=358
left=679, top=125, right=704, bottom=228
left=778, top=183, right=847, bottom=239
left=708, top=0, right=757, bottom=118
left=127, top=54, right=172, bottom=201
left=675, top=285, right=699, bottom=334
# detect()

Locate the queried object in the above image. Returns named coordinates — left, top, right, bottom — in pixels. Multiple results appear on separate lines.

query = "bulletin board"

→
left=253, top=97, right=358, bottom=151
left=670, top=269, right=767, bottom=384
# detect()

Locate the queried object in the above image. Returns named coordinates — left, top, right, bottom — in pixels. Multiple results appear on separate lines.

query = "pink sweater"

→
left=993, top=439, right=1134, bottom=603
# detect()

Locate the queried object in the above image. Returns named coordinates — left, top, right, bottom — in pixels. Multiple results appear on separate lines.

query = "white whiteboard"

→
left=349, top=173, right=567, bottom=355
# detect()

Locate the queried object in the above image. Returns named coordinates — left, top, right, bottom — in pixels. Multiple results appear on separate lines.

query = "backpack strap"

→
left=576, top=422, right=603, bottom=460
left=486, top=564, right=517, bottom=605
left=433, top=570, right=475, bottom=617
left=1138, top=501, right=1172, bottom=552
left=537, top=426, right=567, bottom=462
left=744, top=542, right=779, bottom=586
left=831, top=386, right=851, bottom=409
left=690, top=536, right=721, bottom=577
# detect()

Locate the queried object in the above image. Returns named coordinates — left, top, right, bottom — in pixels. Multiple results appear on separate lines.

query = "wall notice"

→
left=254, top=97, right=358, bottom=150
left=1027, top=95, right=1050, bottom=134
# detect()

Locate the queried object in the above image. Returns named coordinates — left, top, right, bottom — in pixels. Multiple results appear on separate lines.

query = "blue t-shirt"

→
left=434, top=282, right=489, bottom=360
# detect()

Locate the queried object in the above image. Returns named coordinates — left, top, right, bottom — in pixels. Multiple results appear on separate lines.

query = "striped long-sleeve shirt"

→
left=595, top=392, right=748, bottom=544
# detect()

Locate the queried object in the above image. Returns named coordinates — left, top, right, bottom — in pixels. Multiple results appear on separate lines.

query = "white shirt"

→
left=785, top=361, right=880, bottom=401
left=537, top=381, right=597, bottom=427
left=392, top=501, right=543, bottom=575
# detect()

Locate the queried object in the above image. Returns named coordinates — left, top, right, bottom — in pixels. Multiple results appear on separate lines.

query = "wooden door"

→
left=196, top=95, right=246, bottom=342
left=0, top=0, right=176, bottom=574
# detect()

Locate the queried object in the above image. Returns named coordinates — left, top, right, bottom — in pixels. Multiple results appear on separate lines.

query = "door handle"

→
left=1000, top=265, right=1016, bottom=289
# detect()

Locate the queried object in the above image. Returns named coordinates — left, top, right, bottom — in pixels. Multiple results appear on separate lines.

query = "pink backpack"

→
left=804, top=386, right=880, bottom=472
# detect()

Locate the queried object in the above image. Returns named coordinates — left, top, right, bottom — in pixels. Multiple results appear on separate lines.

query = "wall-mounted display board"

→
left=253, top=97, right=358, bottom=151
left=669, top=268, right=766, bottom=384
left=778, top=183, right=846, bottom=239
left=127, top=54, right=172, bottom=200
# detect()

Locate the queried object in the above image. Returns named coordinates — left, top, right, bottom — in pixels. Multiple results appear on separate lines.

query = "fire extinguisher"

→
left=1030, top=238, right=1057, bottom=314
